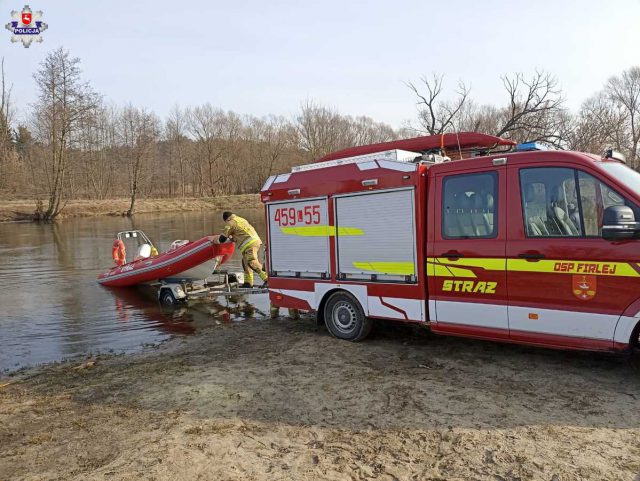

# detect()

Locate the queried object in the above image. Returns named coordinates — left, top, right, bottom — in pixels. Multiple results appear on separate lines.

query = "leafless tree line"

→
left=0, top=47, right=639, bottom=220
left=0, top=49, right=396, bottom=220
left=407, top=69, right=640, bottom=164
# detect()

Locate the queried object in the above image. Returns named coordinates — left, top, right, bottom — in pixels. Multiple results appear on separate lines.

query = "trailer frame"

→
left=153, top=270, right=268, bottom=306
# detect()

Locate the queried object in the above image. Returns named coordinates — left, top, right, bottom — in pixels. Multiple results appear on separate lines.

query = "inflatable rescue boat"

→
left=97, top=230, right=235, bottom=287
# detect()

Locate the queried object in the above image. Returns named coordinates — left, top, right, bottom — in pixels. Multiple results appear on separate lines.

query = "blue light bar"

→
left=515, top=142, right=548, bottom=152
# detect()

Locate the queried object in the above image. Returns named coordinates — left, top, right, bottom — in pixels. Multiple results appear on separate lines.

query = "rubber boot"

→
left=270, top=303, right=279, bottom=319
left=258, top=270, right=268, bottom=288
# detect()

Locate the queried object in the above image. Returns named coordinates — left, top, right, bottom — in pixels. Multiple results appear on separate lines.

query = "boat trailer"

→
left=153, top=270, right=268, bottom=307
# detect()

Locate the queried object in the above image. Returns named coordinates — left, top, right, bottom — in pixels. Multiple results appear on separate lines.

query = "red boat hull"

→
left=97, top=237, right=235, bottom=287
left=316, top=132, right=515, bottom=162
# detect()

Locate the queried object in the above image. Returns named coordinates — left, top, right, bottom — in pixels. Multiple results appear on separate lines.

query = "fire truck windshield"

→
left=600, top=161, right=640, bottom=195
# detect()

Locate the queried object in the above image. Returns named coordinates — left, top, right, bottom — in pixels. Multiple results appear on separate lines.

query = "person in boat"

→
left=219, top=211, right=268, bottom=288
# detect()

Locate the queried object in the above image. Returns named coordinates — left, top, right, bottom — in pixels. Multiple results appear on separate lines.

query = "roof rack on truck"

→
left=316, top=132, right=516, bottom=162
left=292, top=149, right=420, bottom=173
left=289, top=132, right=518, bottom=174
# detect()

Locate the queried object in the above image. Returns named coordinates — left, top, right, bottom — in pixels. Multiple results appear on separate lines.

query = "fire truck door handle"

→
left=442, top=251, right=464, bottom=259
left=518, top=252, right=545, bottom=260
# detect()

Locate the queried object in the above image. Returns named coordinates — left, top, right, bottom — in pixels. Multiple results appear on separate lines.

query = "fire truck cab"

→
left=260, top=132, right=640, bottom=353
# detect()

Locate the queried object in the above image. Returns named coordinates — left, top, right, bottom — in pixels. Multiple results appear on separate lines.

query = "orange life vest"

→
left=112, top=239, right=126, bottom=266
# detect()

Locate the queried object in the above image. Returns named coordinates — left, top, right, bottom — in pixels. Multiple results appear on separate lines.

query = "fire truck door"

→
left=506, top=164, right=640, bottom=349
left=429, top=168, right=509, bottom=339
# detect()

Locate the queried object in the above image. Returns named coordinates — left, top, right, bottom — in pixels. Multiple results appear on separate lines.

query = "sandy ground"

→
left=1, top=316, right=640, bottom=481
left=0, top=195, right=262, bottom=222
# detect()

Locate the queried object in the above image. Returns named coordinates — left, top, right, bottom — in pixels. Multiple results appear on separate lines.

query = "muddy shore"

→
left=0, top=195, right=262, bottom=222
left=1, top=316, right=640, bottom=480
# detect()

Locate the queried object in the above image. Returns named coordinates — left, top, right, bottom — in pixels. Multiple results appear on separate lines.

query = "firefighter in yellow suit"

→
left=219, top=211, right=268, bottom=288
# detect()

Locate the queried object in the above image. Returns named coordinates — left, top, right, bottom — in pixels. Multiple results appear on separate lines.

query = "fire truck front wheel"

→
left=323, top=291, right=373, bottom=342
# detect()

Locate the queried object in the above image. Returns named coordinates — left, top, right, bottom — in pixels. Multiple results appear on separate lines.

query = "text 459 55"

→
left=273, top=205, right=321, bottom=226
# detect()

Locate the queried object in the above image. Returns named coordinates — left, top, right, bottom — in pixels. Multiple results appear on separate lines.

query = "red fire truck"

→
left=260, top=132, right=640, bottom=353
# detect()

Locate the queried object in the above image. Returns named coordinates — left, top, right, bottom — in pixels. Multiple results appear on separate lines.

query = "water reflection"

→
left=108, top=286, right=197, bottom=335
left=0, top=210, right=267, bottom=372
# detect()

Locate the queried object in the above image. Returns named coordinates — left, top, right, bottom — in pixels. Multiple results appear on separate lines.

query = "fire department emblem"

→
left=573, top=275, right=597, bottom=301
left=5, top=5, right=47, bottom=48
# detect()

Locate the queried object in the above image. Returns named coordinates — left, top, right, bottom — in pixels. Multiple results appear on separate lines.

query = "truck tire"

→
left=629, top=322, right=640, bottom=370
left=323, top=291, right=372, bottom=342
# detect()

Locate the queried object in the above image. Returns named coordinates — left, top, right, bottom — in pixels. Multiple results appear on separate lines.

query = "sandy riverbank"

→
left=1, top=316, right=640, bottom=481
left=0, top=195, right=263, bottom=222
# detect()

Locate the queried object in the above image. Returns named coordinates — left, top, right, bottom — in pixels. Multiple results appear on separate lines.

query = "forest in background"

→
left=0, top=48, right=638, bottom=220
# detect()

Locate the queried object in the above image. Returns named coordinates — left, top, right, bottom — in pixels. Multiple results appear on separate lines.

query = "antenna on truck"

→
left=455, top=131, right=463, bottom=160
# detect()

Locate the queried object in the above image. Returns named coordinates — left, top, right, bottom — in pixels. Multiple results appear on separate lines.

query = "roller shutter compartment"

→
left=267, top=198, right=330, bottom=278
left=335, top=188, right=417, bottom=283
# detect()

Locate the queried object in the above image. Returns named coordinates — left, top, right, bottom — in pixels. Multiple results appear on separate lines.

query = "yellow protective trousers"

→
left=241, top=241, right=268, bottom=286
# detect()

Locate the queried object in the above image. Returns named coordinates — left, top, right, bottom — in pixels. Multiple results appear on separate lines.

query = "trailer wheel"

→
left=159, top=289, right=177, bottom=307
left=324, top=291, right=372, bottom=342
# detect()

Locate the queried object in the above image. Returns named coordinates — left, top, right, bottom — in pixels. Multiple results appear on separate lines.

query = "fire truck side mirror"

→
left=602, top=205, right=639, bottom=240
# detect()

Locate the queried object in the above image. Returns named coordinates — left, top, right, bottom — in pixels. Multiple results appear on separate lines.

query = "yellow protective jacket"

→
left=222, top=215, right=262, bottom=253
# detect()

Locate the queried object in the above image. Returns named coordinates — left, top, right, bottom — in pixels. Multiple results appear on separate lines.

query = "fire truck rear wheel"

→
left=324, top=291, right=372, bottom=342
left=629, top=322, right=640, bottom=370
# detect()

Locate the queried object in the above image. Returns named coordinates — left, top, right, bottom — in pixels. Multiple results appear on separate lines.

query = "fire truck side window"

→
left=520, top=168, right=581, bottom=237
left=442, top=172, right=497, bottom=239
left=578, top=171, right=627, bottom=236
left=521, top=167, right=638, bottom=237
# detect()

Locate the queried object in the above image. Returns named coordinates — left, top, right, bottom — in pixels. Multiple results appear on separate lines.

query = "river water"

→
left=0, top=210, right=268, bottom=372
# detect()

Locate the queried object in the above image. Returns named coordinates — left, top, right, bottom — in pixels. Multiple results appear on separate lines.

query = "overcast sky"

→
left=2, top=0, right=640, bottom=128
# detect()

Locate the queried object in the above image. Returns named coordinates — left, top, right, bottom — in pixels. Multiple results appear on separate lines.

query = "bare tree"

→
left=295, top=100, right=397, bottom=160
left=75, top=104, right=118, bottom=199
left=241, top=115, right=296, bottom=192
left=118, top=105, right=160, bottom=216
left=214, top=111, right=243, bottom=195
left=32, top=48, right=100, bottom=220
left=566, top=93, right=624, bottom=154
left=493, top=71, right=566, bottom=146
left=166, top=105, right=188, bottom=198
left=407, top=74, right=470, bottom=135
left=408, top=71, right=566, bottom=147
left=348, top=115, right=397, bottom=146
left=188, top=104, right=233, bottom=196
left=606, top=67, right=640, bottom=168
left=0, top=58, right=17, bottom=192
left=295, top=100, right=348, bottom=160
